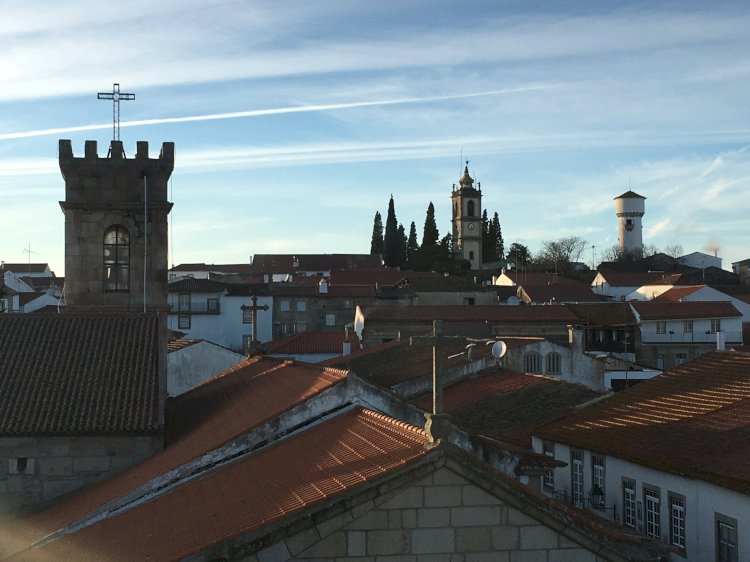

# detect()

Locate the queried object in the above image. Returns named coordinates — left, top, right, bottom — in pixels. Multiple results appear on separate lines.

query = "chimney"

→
left=342, top=340, right=352, bottom=356
left=568, top=325, right=584, bottom=351
left=717, top=330, right=726, bottom=351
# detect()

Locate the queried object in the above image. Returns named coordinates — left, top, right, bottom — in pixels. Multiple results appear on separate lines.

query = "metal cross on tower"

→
left=240, top=295, right=269, bottom=355
left=97, top=83, right=135, bottom=141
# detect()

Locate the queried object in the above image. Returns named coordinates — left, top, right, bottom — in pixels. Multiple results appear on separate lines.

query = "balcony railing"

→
left=170, top=302, right=221, bottom=315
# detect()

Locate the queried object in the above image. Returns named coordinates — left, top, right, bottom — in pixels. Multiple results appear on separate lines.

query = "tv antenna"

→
left=22, top=242, right=38, bottom=272
left=97, top=83, right=135, bottom=141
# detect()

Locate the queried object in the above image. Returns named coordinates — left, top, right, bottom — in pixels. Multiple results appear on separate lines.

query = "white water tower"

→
left=614, top=191, right=646, bottom=260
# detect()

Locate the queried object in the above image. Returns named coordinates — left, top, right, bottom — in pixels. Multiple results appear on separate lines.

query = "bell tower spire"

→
left=451, top=161, right=483, bottom=270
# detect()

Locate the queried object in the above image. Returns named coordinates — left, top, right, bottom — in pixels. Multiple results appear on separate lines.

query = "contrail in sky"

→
left=0, top=85, right=556, bottom=141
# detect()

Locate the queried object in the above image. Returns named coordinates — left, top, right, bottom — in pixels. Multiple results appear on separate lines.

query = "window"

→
left=657, top=354, right=665, bottom=370
left=675, top=353, right=687, bottom=366
left=8, top=457, right=34, bottom=475
left=656, top=321, right=667, bottom=334
left=523, top=351, right=543, bottom=373
left=325, top=313, right=336, bottom=327
left=207, top=298, right=219, bottom=312
left=295, top=321, right=307, bottom=333
left=571, top=450, right=584, bottom=508
left=178, top=293, right=190, bottom=312
left=282, top=323, right=292, bottom=335
left=469, top=251, right=475, bottom=261
left=296, top=300, right=307, bottom=312
left=683, top=320, right=693, bottom=333
left=591, top=455, right=605, bottom=510
left=280, top=300, right=290, bottom=312
left=545, top=352, right=562, bottom=375
left=178, top=316, right=191, bottom=329
left=644, top=487, right=661, bottom=539
left=242, top=308, right=253, bottom=324
left=463, top=297, right=475, bottom=305
left=669, top=494, right=686, bottom=551
left=0, top=299, right=6, bottom=313
left=103, top=225, right=130, bottom=292
left=623, top=480, right=636, bottom=528
left=168, top=273, right=177, bottom=280
left=710, top=319, right=722, bottom=334
left=242, top=335, right=253, bottom=350
left=467, top=200, right=475, bottom=216
left=716, top=513, right=738, bottom=562
left=542, top=442, right=555, bottom=489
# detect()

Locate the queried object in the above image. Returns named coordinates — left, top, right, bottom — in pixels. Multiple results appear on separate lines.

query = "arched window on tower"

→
left=523, top=351, right=542, bottom=373
left=467, top=200, right=475, bottom=217
left=103, top=225, right=130, bottom=292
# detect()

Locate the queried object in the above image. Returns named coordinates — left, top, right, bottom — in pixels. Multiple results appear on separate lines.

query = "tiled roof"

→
left=264, top=331, right=361, bottom=354
left=362, top=304, right=579, bottom=323
left=329, top=268, right=410, bottom=286
left=169, top=263, right=253, bottom=274
left=7, top=408, right=428, bottom=561
left=0, top=314, right=161, bottom=434
left=0, top=263, right=50, bottom=274
left=166, top=338, right=202, bottom=353
left=412, top=368, right=603, bottom=447
left=407, top=276, right=485, bottom=292
left=250, top=253, right=382, bottom=272
left=503, top=272, right=579, bottom=286
left=595, top=271, right=681, bottom=287
left=631, top=301, right=741, bottom=320
left=567, top=303, right=638, bottom=326
left=326, top=285, right=376, bottom=298
left=536, top=351, right=750, bottom=494
left=6, top=357, right=348, bottom=543
left=223, top=283, right=271, bottom=297
left=168, top=278, right=226, bottom=293
left=520, top=284, right=605, bottom=304
left=652, top=285, right=704, bottom=302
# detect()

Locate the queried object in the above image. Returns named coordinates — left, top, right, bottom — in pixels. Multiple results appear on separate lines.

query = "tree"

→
left=369, top=211, right=384, bottom=256
left=507, top=242, right=531, bottom=269
left=536, top=236, right=588, bottom=273
left=398, top=223, right=407, bottom=268
left=383, top=196, right=400, bottom=267
left=664, top=244, right=683, bottom=258
left=481, top=209, right=492, bottom=262
left=422, top=202, right=439, bottom=247
left=406, top=221, right=419, bottom=267
left=492, top=212, right=504, bottom=260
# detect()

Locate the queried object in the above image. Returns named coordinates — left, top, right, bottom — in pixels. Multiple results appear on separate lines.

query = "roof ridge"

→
left=359, top=407, right=427, bottom=437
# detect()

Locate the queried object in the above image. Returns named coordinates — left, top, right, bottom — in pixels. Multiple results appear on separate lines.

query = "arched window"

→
left=546, top=352, right=562, bottom=375
left=523, top=351, right=542, bottom=373
left=103, top=225, right=130, bottom=292
left=467, top=200, right=475, bottom=217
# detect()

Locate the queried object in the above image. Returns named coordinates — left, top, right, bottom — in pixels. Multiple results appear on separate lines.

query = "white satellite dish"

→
left=491, top=340, right=507, bottom=359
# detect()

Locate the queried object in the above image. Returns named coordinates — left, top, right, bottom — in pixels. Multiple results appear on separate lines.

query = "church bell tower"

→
left=59, top=140, right=174, bottom=310
left=451, top=163, right=483, bottom=270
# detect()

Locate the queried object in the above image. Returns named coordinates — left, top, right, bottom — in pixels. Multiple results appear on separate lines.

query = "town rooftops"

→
left=536, top=351, right=750, bottom=494
left=593, top=270, right=682, bottom=287
left=652, top=285, right=704, bottom=302
left=249, top=253, right=382, bottom=273
left=0, top=313, right=161, bottom=435
left=567, top=302, right=638, bottom=326
left=167, top=277, right=226, bottom=293
left=500, top=272, right=580, bottom=287
left=169, top=263, right=253, bottom=274
left=329, top=267, right=411, bottom=286
left=0, top=262, right=53, bottom=275
left=264, top=331, right=361, bottom=354
left=519, top=283, right=605, bottom=304
left=361, top=304, right=579, bottom=323
left=630, top=300, right=741, bottom=320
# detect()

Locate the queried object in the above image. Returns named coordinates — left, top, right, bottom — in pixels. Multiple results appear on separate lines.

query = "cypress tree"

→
left=369, top=211, right=384, bottom=256
left=383, top=196, right=400, bottom=267
left=481, top=209, right=492, bottom=262
left=422, top=202, right=439, bottom=247
left=398, top=223, right=407, bottom=268
left=493, top=212, right=505, bottom=260
left=406, top=221, right=419, bottom=267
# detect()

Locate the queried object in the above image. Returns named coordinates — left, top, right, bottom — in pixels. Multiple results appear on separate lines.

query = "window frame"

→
left=683, top=320, right=693, bottom=334
left=178, top=293, right=190, bottom=312
left=623, top=478, right=636, bottom=528
left=296, top=299, right=307, bottom=312
left=545, top=352, right=562, bottom=375
left=644, top=485, right=661, bottom=539
left=591, top=455, right=605, bottom=510
left=716, top=512, right=738, bottom=562
left=280, top=300, right=290, bottom=312
left=242, top=308, right=253, bottom=324
left=571, top=450, right=584, bottom=508
left=178, top=315, right=191, bottom=330
left=542, top=441, right=555, bottom=490
left=710, top=319, right=722, bottom=334
left=523, top=350, right=543, bottom=373
left=325, top=313, right=336, bottom=327
left=669, top=492, right=686, bottom=552
left=656, top=321, right=667, bottom=334
left=103, top=225, right=130, bottom=292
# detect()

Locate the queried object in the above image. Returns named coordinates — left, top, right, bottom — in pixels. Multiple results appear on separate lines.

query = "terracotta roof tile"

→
left=503, top=272, right=579, bottom=286
left=536, top=351, right=750, bottom=493
left=631, top=301, right=741, bottom=320
left=595, top=271, right=681, bottom=287
left=0, top=314, right=161, bottom=435
left=567, top=303, right=638, bottom=326
left=9, top=408, right=428, bottom=561
left=250, top=254, right=382, bottom=273
left=0, top=263, right=50, bottom=274
left=166, top=338, right=202, bottom=353
left=520, top=284, right=606, bottom=303
left=12, top=357, right=348, bottom=539
left=169, top=263, right=253, bottom=274
left=264, top=331, right=360, bottom=354
left=652, top=285, right=704, bottom=302
left=362, top=304, right=579, bottom=323
left=329, top=268, right=410, bottom=286
left=168, top=278, right=226, bottom=293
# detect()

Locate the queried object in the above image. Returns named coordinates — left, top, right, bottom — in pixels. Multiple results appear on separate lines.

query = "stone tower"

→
left=451, top=164, right=483, bottom=270
left=614, top=190, right=646, bottom=260
left=59, top=140, right=174, bottom=310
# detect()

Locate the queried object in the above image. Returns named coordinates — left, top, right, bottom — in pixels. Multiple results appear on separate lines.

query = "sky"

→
left=1, top=0, right=749, bottom=276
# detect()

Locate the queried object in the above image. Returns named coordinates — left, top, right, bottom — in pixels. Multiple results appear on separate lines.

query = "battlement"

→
left=59, top=139, right=174, bottom=167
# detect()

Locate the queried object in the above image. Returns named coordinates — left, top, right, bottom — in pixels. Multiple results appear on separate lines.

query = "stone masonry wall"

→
left=0, top=434, right=162, bottom=519
left=252, top=466, right=602, bottom=562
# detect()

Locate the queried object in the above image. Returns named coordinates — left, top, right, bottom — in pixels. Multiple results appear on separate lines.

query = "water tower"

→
left=614, top=191, right=645, bottom=260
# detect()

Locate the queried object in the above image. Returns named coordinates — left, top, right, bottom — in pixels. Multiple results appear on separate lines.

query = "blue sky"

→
left=1, top=0, right=749, bottom=275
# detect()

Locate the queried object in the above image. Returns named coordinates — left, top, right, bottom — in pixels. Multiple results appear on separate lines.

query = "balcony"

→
left=170, top=300, right=221, bottom=315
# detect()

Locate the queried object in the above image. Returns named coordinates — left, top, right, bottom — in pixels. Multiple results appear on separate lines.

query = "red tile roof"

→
left=169, top=263, right=253, bottom=274
left=652, top=285, right=704, bottom=302
left=0, top=314, right=161, bottom=435
left=567, top=303, right=638, bottom=326
left=166, top=338, right=202, bottom=353
left=264, top=331, right=361, bottom=354
left=8, top=357, right=348, bottom=541
left=326, top=285, right=377, bottom=298
left=168, top=278, right=226, bottom=293
left=595, top=271, right=681, bottom=287
left=362, top=304, right=579, bottom=323
left=631, top=301, right=741, bottom=320
left=536, top=351, right=750, bottom=493
left=329, top=267, right=410, bottom=286
left=0, top=263, right=50, bottom=274
left=502, top=272, right=579, bottom=286
left=8, top=408, right=429, bottom=561
left=520, top=284, right=606, bottom=304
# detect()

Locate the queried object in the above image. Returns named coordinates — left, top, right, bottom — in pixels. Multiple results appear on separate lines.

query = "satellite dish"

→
left=491, top=340, right=507, bottom=359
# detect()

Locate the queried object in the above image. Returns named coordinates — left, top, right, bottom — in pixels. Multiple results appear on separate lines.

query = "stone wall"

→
left=253, top=466, right=602, bottom=561
left=0, top=434, right=162, bottom=519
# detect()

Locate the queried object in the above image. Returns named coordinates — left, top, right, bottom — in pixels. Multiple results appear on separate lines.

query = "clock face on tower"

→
left=467, top=223, right=475, bottom=230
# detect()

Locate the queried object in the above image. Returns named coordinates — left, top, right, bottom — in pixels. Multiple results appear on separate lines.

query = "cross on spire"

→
left=97, top=83, right=135, bottom=141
